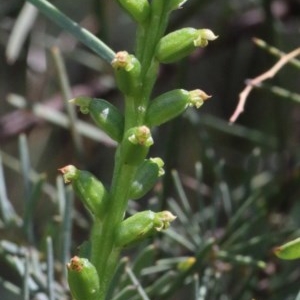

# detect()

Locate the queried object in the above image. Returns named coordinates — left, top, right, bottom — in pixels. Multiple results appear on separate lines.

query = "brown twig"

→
left=230, top=47, right=300, bottom=123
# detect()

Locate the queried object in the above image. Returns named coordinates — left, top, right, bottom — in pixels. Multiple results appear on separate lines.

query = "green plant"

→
left=24, top=0, right=216, bottom=299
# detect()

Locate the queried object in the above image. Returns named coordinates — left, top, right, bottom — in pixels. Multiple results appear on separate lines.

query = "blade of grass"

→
left=171, top=169, right=192, bottom=215
left=140, top=271, right=177, bottom=298
left=125, top=266, right=150, bottom=300
left=0, top=150, right=57, bottom=202
left=23, top=174, right=46, bottom=245
left=51, top=47, right=84, bottom=160
left=132, top=244, right=156, bottom=276
left=26, top=0, right=115, bottom=63
left=112, top=286, right=136, bottom=300
left=6, top=2, right=38, bottom=64
left=253, top=38, right=300, bottom=69
left=168, top=198, right=201, bottom=246
left=0, top=154, right=17, bottom=224
left=163, top=227, right=196, bottom=252
left=193, top=273, right=199, bottom=300
left=187, top=110, right=277, bottom=148
left=255, top=82, right=300, bottom=104
left=105, top=257, right=129, bottom=300
left=46, top=236, right=55, bottom=300
left=18, top=134, right=32, bottom=203
left=56, top=176, right=73, bottom=277
left=23, top=253, right=30, bottom=300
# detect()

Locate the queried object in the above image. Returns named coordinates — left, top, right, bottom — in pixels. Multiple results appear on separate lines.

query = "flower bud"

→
left=117, top=0, right=150, bottom=24
left=129, top=157, right=164, bottom=200
left=273, top=237, right=300, bottom=260
left=70, top=97, right=124, bottom=142
left=177, top=257, right=196, bottom=271
left=59, top=165, right=109, bottom=219
left=67, top=256, right=100, bottom=300
left=111, top=51, right=141, bottom=96
left=145, top=89, right=210, bottom=127
left=120, top=126, right=153, bottom=166
left=116, top=210, right=176, bottom=248
left=155, top=27, right=218, bottom=64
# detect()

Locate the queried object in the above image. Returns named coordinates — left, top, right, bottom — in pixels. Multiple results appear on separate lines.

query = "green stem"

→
left=136, top=2, right=170, bottom=107
left=26, top=0, right=115, bottom=63
left=91, top=158, right=138, bottom=299
left=124, top=96, right=139, bottom=131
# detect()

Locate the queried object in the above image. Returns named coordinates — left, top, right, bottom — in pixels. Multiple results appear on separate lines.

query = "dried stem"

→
left=230, top=47, right=300, bottom=123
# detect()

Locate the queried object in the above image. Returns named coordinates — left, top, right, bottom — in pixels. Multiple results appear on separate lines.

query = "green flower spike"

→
left=116, top=210, right=176, bottom=248
left=67, top=256, right=100, bottom=300
left=155, top=27, right=218, bottom=64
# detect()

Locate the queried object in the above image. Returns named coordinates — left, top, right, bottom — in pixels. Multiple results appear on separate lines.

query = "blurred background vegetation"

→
left=1, top=0, right=300, bottom=299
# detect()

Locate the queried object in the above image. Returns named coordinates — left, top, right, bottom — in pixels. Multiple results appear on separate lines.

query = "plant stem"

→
left=91, top=159, right=138, bottom=299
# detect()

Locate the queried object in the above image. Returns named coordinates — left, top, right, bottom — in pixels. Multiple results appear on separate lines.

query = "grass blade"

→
left=26, top=0, right=115, bottom=63
left=0, top=154, right=17, bottom=223
left=6, top=2, right=38, bottom=64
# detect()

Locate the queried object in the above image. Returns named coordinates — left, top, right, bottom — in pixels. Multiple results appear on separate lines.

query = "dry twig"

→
left=230, top=47, right=300, bottom=123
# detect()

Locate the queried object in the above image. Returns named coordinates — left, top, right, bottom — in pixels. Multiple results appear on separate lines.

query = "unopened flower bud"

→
left=112, top=51, right=141, bottom=96
left=128, top=125, right=153, bottom=146
left=129, top=157, right=164, bottom=200
left=155, top=27, right=218, bottom=64
left=59, top=165, right=109, bottom=218
left=121, top=126, right=153, bottom=165
left=146, top=89, right=210, bottom=127
left=70, top=97, right=124, bottom=142
left=177, top=257, right=196, bottom=271
left=116, top=210, right=176, bottom=248
left=67, top=256, right=100, bottom=300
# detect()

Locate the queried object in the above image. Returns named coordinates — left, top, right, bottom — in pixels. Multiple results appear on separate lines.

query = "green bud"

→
left=155, top=28, right=218, bottom=64
left=129, top=157, right=164, bottom=200
left=146, top=89, right=210, bottom=127
left=116, top=210, right=176, bottom=248
left=59, top=165, right=109, bottom=219
left=274, top=237, right=300, bottom=260
left=120, top=126, right=153, bottom=166
left=67, top=256, right=100, bottom=300
left=177, top=257, right=196, bottom=271
left=117, top=0, right=150, bottom=24
left=70, top=97, right=124, bottom=142
left=111, top=51, right=141, bottom=96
